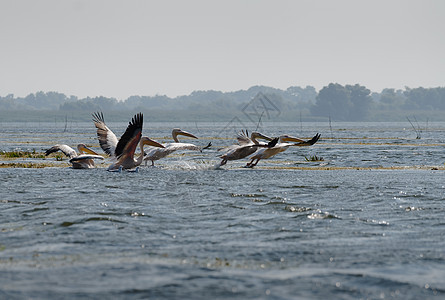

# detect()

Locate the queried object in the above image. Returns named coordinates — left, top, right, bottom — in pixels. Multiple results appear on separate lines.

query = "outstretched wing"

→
left=165, top=143, right=200, bottom=152
left=115, top=112, right=143, bottom=159
left=236, top=130, right=252, bottom=146
left=92, top=112, right=119, bottom=157
left=69, top=154, right=104, bottom=162
left=45, top=144, right=77, bottom=158
left=293, top=133, right=320, bottom=146
left=219, top=130, right=251, bottom=153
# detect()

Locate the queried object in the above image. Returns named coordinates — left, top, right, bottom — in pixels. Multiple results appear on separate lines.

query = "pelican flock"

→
left=42, top=112, right=321, bottom=171
left=45, top=143, right=104, bottom=169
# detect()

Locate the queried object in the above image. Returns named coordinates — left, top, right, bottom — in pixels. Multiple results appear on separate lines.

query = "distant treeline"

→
left=1, top=84, right=444, bottom=122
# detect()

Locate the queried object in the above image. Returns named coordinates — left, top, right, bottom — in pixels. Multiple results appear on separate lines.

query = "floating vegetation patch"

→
left=262, top=165, right=445, bottom=171
left=0, top=162, right=56, bottom=169
left=0, top=149, right=73, bottom=168
left=304, top=155, right=324, bottom=162
left=0, top=150, right=45, bottom=159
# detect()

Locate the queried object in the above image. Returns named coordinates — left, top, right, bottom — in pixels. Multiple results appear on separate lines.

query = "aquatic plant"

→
left=304, top=155, right=324, bottom=162
left=0, top=162, right=50, bottom=168
left=1, top=149, right=45, bottom=159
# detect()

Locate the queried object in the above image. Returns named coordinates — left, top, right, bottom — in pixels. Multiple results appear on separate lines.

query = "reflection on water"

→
left=1, top=122, right=445, bottom=299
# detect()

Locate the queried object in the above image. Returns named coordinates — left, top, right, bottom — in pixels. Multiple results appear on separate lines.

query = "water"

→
left=1, top=121, right=445, bottom=299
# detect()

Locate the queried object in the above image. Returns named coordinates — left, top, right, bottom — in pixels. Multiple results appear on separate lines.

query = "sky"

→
left=1, top=0, right=444, bottom=100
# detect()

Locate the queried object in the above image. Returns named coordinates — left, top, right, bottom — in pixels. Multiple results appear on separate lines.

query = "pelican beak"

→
left=177, top=130, right=198, bottom=139
left=252, top=132, right=273, bottom=141
left=281, top=135, right=305, bottom=143
left=142, top=138, right=165, bottom=148
left=80, top=145, right=100, bottom=155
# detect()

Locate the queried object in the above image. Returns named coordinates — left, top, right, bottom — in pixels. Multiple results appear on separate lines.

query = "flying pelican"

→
left=45, top=144, right=104, bottom=169
left=92, top=112, right=164, bottom=171
left=218, top=130, right=279, bottom=166
left=143, top=128, right=211, bottom=166
left=245, top=133, right=321, bottom=168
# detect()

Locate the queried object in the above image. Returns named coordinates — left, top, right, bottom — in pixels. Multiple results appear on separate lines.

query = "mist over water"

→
left=1, top=122, right=445, bottom=299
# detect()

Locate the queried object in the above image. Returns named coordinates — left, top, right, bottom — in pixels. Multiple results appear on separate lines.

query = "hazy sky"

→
left=1, top=0, right=444, bottom=99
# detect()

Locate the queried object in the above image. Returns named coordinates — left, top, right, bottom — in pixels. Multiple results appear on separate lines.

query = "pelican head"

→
left=172, top=128, right=198, bottom=142
left=77, top=144, right=100, bottom=155
left=140, top=137, right=165, bottom=148
left=279, top=135, right=305, bottom=143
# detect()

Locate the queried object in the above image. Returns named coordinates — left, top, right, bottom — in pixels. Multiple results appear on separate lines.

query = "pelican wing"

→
left=92, top=112, right=119, bottom=157
left=218, top=130, right=251, bottom=153
left=236, top=130, right=252, bottom=146
left=165, top=142, right=200, bottom=152
left=69, top=154, right=104, bottom=162
left=144, top=147, right=168, bottom=161
left=45, top=144, right=77, bottom=158
left=218, top=144, right=238, bottom=153
left=115, top=112, right=143, bottom=159
left=144, top=143, right=195, bottom=161
left=266, top=137, right=279, bottom=148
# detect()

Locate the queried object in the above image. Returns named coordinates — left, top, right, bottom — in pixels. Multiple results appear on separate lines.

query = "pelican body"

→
left=143, top=128, right=210, bottom=166
left=92, top=112, right=164, bottom=171
left=245, top=133, right=320, bottom=168
left=45, top=144, right=104, bottom=169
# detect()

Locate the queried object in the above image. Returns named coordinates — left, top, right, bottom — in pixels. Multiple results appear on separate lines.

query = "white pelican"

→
left=92, top=112, right=164, bottom=171
left=245, top=133, right=320, bottom=168
left=143, top=128, right=211, bottom=166
left=45, top=144, right=104, bottom=169
left=218, top=130, right=279, bottom=166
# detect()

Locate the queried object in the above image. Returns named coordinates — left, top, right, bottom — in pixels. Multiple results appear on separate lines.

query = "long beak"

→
left=252, top=132, right=273, bottom=141
left=141, top=137, right=165, bottom=148
left=281, top=135, right=305, bottom=143
left=80, top=145, right=100, bottom=155
left=177, top=130, right=198, bottom=139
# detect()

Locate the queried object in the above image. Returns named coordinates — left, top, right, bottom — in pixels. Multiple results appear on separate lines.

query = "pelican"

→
left=245, top=133, right=321, bottom=168
left=92, top=112, right=164, bottom=171
left=45, top=144, right=104, bottom=169
left=143, top=128, right=211, bottom=166
left=218, top=130, right=279, bottom=166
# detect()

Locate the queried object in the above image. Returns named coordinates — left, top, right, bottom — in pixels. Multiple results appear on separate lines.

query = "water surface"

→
left=1, top=122, right=444, bottom=299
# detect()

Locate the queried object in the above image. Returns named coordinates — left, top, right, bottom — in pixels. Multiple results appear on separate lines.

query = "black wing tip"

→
left=129, top=112, right=143, bottom=129
left=268, top=137, right=279, bottom=147
left=202, top=142, right=212, bottom=150
left=45, top=146, right=59, bottom=156
left=311, top=133, right=321, bottom=144
left=92, top=111, right=105, bottom=123
left=114, top=112, right=144, bottom=158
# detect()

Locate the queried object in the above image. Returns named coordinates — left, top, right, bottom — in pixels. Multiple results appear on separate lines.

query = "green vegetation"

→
left=1, top=150, right=45, bottom=159
left=304, top=155, right=324, bottom=162
left=0, top=150, right=70, bottom=168
left=0, top=162, right=53, bottom=168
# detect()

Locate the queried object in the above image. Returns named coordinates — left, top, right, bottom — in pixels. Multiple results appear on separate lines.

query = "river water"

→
left=1, top=121, right=444, bottom=299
